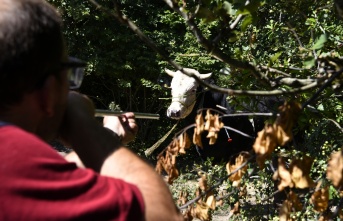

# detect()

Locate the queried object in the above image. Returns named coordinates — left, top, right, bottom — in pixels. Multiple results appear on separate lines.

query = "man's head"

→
left=0, top=0, right=64, bottom=109
left=0, top=0, right=78, bottom=141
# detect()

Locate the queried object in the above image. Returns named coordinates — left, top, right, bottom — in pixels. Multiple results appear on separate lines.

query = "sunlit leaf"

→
left=303, top=57, right=315, bottom=69
left=311, top=34, right=327, bottom=50
left=241, top=16, right=253, bottom=31
left=270, top=52, right=283, bottom=64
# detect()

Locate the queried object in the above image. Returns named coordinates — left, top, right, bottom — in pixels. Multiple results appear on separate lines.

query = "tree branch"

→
left=163, top=0, right=272, bottom=86
left=89, top=0, right=328, bottom=97
left=301, top=68, right=343, bottom=109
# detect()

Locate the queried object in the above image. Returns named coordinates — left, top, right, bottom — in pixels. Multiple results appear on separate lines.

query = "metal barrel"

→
left=95, top=109, right=160, bottom=120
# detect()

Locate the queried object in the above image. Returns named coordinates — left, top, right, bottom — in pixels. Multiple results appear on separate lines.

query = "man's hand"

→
left=103, top=113, right=138, bottom=145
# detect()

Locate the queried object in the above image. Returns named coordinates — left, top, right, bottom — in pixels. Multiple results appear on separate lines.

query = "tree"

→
left=49, top=0, right=343, bottom=220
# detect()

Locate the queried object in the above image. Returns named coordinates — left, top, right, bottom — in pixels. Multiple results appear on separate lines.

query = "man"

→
left=0, top=0, right=183, bottom=220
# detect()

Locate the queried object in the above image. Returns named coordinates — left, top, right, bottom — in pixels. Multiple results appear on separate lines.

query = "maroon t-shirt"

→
left=0, top=125, right=145, bottom=221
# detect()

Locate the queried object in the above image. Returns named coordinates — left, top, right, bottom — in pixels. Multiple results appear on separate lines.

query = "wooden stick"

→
left=95, top=109, right=160, bottom=120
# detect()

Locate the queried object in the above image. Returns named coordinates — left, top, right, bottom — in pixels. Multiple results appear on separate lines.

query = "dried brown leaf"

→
left=204, top=110, right=213, bottom=131
left=216, top=199, right=224, bottom=207
left=276, top=101, right=302, bottom=135
left=310, top=186, right=329, bottom=212
left=253, top=124, right=278, bottom=169
left=195, top=113, right=204, bottom=134
left=226, top=152, right=250, bottom=187
left=155, top=156, right=164, bottom=174
left=290, top=156, right=315, bottom=189
left=192, top=202, right=210, bottom=221
left=198, top=174, right=208, bottom=191
left=327, top=150, right=343, bottom=188
left=205, top=192, right=216, bottom=210
left=178, top=191, right=188, bottom=206
left=229, top=202, right=240, bottom=215
left=253, top=101, right=302, bottom=170
left=193, top=127, right=203, bottom=148
left=170, top=139, right=181, bottom=154
left=279, top=191, right=302, bottom=221
left=179, top=133, right=191, bottom=154
left=193, top=113, right=205, bottom=148
left=166, top=166, right=179, bottom=184
left=273, top=158, right=293, bottom=191
left=182, top=207, right=193, bottom=221
left=203, top=110, right=223, bottom=145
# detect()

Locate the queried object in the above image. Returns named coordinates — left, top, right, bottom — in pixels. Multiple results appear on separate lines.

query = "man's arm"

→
left=60, top=92, right=183, bottom=221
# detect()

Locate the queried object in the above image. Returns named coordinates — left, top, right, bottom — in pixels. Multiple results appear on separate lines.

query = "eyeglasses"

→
left=34, top=56, right=86, bottom=90
left=61, top=57, right=87, bottom=89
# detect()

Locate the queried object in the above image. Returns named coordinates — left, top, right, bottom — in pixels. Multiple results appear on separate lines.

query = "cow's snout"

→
left=167, top=108, right=181, bottom=119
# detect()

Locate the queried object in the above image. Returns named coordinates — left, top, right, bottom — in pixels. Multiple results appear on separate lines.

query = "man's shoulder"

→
left=0, top=124, right=60, bottom=159
left=0, top=124, right=47, bottom=147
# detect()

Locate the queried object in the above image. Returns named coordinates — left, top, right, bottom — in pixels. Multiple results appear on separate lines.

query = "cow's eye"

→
left=190, top=88, right=197, bottom=93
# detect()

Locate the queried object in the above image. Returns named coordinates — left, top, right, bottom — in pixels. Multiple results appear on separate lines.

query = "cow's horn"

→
left=199, top=72, right=212, bottom=79
left=165, top=69, right=175, bottom=77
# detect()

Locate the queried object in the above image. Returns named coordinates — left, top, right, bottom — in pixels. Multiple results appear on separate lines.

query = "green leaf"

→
left=228, top=35, right=239, bottom=42
left=236, top=0, right=264, bottom=15
left=269, top=52, right=282, bottom=63
left=241, top=15, right=252, bottom=31
left=317, top=104, right=324, bottom=111
left=303, top=57, right=315, bottom=69
left=311, top=34, right=327, bottom=50
left=305, top=17, right=316, bottom=26
left=223, top=1, right=236, bottom=16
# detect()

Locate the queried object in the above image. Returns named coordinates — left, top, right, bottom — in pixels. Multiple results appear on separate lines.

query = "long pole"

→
left=95, top=109, right=160, bottom=120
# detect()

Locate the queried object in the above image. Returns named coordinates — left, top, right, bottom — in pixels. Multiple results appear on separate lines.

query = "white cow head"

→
left=165, top=68, right=212, bottom=119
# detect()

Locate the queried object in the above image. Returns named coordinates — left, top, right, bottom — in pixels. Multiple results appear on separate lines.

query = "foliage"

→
left=48, top=0, right=343, bottom=220
left=48, top=0, right=175, bottom=153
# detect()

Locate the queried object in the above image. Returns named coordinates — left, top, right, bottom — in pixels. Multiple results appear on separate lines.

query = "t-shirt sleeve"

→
left=0, top=126, right=145, bottom=221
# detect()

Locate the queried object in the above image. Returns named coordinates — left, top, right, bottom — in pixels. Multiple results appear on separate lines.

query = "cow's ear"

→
left=165, top=69, right=175, bottom=77
left=199, top=72, right=212, bottom=79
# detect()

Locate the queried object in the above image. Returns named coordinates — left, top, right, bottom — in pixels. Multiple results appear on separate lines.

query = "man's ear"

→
left=37, top=75, right=57, bottom=117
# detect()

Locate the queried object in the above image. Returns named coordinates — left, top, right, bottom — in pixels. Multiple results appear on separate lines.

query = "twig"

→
left=325, top=118, right=343, bottom=134
left=286, top=22, right=304, bottom=49
left=230, top=0, right=249, bottom=29
left=223, top=126, right=255, bottom=139
left=302, top=68, right=343, bottom=109
left=230, top=14, right=244, bottom=30
left=259, top=65, right=291, bottom=77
